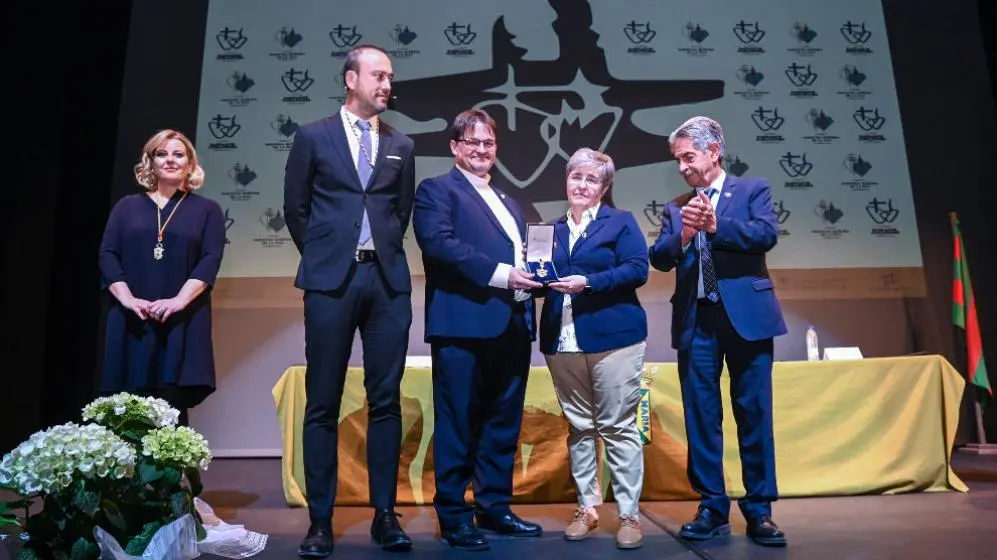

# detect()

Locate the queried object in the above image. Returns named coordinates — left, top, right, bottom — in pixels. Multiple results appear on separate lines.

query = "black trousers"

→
left=430, top=313, right=532, bottom=528
left=301, top=261, right=412, bottom=521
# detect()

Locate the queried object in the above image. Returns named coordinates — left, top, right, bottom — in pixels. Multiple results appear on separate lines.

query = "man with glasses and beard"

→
left=412, top=109, right=545, bottom=551
left=283, top=44, right=416, bottom=558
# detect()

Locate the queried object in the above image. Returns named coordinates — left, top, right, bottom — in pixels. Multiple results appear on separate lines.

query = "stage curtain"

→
left=272, top=355, right=968, bottom=507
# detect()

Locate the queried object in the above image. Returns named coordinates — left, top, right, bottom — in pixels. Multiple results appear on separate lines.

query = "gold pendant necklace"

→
left=154, top=191, right=189, bottom=260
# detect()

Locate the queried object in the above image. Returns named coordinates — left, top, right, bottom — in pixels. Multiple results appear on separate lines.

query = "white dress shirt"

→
left=341, top=105, right=379, bottom=251
left=456, top=167, right=529, bottom=302
left=557, top=204, right=599, bottom=353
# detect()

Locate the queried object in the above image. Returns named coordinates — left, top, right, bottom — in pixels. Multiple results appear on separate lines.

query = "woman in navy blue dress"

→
left=98, top=129, right=225, bottom=425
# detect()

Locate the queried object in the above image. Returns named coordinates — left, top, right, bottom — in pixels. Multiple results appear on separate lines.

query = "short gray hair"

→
left=565, top=147, right=616, bottom=187
left=668, top=116, right=726, bottom=161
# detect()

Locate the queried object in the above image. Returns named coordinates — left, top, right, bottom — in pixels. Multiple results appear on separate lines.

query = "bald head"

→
left=341, top=45, right=393, bottom=119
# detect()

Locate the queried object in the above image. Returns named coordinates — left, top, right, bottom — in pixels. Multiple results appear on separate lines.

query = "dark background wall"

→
left=4, top=0, right=995, bottom=451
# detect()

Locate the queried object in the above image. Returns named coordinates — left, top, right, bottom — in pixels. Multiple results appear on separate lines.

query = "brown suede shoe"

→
left=616, top=515, right=643, bottom=549
left=564, top=508, right=599, bottom=541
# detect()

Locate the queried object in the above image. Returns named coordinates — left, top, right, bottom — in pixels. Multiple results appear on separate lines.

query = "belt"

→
left=354, top=249, right=377, bottom=263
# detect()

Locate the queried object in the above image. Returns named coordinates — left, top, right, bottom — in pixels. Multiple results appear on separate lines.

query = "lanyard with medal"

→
left=154, top=191, right=189, bottom=260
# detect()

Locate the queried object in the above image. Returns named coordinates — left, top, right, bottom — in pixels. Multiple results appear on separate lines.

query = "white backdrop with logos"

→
left=191, top=0, right=921, bottom=456
left=197, top=0, right=920, bottom=278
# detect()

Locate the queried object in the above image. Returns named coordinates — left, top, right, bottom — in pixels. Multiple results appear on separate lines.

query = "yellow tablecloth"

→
left=272, top=355, right=968, bottom=507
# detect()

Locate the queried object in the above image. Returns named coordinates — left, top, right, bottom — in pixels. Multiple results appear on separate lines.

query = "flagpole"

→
left=961, top=399, right=996, bottom=454
left=974, top=401, right=987, bottom=444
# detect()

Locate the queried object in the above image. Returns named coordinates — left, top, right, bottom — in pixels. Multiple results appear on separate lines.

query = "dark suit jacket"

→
left=283, top=113, right=415, bottom=293
left=649, top=175, right=787, bottom=350
left=538, top=205, right=649, bottom=354
left=412, top=167, right=536, bottom=341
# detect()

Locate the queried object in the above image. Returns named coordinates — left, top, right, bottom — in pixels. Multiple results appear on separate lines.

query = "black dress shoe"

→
left=441, top=522, right=490, bottom=551
left=299, top=521, right=333, bottom=558
left=747, top=515, right=787, bottom=546
left=371, top=509, right=413, bottom=552
left=474, top=511, right=543, bottom=537
left=678, top=507, right=731, bottom=541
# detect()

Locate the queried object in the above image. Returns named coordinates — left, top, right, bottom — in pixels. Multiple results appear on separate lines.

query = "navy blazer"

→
left=413, top=167, right=536, bottom=341
left=649, top=175, right=788, bottom=350
left=283, top=115, right=416, bottom=293
left=538, top=206, right=649, bottom=355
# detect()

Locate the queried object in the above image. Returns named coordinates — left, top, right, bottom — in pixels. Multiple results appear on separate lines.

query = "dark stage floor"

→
left=196, top=452, right=996, bottom=560
left=3, top=452, right=995, bottom=559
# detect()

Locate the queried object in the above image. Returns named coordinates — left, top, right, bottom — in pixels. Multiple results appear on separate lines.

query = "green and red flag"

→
left=951, top=213, right=992, bottom=407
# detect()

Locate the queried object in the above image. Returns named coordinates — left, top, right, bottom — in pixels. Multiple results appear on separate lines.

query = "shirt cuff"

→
left=489, top=263, right=512, bottom=289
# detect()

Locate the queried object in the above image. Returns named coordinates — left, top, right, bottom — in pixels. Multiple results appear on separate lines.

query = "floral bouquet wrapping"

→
left=0, top=393, right=265, bottom=560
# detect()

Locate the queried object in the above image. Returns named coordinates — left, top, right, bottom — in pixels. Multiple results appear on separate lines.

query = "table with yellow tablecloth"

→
left=272, top=355, right=968, bottom=507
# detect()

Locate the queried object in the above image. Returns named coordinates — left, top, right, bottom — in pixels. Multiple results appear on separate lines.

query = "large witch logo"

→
left=388, top=0, right=724, bottom=223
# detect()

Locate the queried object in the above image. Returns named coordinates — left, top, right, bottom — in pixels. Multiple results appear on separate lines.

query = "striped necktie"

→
left=356, top=119, right=373, bottom=245
left=698, top=187, right=719, bottom=302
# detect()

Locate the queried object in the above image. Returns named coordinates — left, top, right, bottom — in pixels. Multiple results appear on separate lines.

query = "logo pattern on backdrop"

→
left=197, top=0, right=921, bottom=276
left=391, top=0, right=722, bottom=222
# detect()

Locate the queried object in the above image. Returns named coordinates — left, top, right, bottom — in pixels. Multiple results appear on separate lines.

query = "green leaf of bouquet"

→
left=161, top=466, right=182, bottom=489
left=120, top=430, right=145, bottom=443
left=73, top=486, right=100, bottom=518
left=0, top=498, right=31, bottom=512
left=195, top=519, right=207, bottom=541
left=120, top=418, right=154, bottom=437
left=0, top=514, right=21, bottom=528
left=169, top=491, right=191, bottom=518
left=124, top=521, right=161, bottom=556
left=17, top=548, right=41, bottom=560
left=138, top=462, right=162, bottom=484
left=69, top=537, right=98, bottom=560
left=185, top=468, right=204, bottom=496
left=100, top=500, right=128, bottom=532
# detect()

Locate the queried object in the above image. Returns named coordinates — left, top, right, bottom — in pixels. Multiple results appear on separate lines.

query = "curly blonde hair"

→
left=133, top=129, right=205, bottom=191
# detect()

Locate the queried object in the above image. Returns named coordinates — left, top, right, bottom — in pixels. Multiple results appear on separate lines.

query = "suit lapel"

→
left=366, top=125, right=393, bottom=190
left=555, top=216, right=571, bottom=260
left=453, top=168, right=513, bottom=243
left=323, top=116, right=362, bottom=191
left=497, top=186, right=524, bottom=235
left=715, top=174, right=736, bottom=217
left=569, top=205, right=609, bottom=255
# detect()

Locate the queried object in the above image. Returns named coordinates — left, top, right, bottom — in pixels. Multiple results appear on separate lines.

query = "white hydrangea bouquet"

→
left=0, top=393, right=212, bottom=560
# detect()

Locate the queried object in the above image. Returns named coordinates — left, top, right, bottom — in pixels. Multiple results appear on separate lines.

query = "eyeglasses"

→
left=567, top=174, right=602, bottom=188
left=458, top=138, right=496, bottom=150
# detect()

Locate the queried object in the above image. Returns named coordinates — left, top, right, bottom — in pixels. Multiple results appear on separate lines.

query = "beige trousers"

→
left=544, top=341, right=646, bottom=516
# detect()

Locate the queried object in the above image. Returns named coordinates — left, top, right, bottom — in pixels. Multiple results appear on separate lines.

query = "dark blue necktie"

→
left=356, top=119, right=373, bottom=246
left=698, top=187, right=719, bottom=302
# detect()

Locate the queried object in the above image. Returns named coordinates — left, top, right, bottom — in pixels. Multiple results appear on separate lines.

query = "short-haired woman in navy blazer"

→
left=538, top=147, right=649, bottom=549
